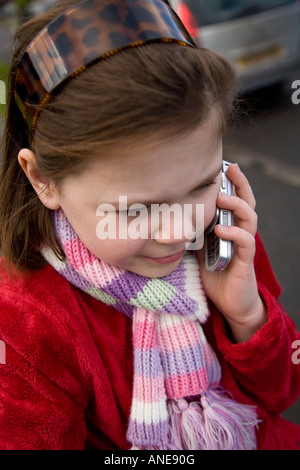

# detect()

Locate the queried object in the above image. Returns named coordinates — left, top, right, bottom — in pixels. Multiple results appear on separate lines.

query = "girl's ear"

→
left=18, top=148, right=61, bottom=210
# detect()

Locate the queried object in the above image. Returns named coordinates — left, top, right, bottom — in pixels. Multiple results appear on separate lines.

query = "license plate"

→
left=237, top=46, right=283, bottom=69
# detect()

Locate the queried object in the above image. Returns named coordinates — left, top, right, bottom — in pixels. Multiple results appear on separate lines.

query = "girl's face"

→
left=54, top=113, right=223, bottom=278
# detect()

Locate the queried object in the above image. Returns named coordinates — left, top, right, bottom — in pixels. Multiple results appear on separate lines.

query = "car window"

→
left=181, top=0, right=298, bottom=26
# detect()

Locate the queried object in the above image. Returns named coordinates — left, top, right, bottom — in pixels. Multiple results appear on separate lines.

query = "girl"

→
left=0, top=0, right=299, bottom=450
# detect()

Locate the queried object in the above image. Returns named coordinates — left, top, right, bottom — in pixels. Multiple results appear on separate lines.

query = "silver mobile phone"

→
left=205, top=160, right=234, bottom=271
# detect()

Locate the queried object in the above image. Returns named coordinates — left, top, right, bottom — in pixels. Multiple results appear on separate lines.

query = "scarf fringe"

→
left=167, top=388, right=260, bottom=450
left=131, top=388, right=260, bottom=450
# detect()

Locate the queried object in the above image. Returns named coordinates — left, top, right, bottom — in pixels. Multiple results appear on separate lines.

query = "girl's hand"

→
left=196, top=163, right=267, bottom=343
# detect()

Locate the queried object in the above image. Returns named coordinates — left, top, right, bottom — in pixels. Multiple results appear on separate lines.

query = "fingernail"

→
left=218, top=192, right=230, bottom=198
left=217, top=224, right=228, bottom=231
left=235, top=163, right=241, bottom=172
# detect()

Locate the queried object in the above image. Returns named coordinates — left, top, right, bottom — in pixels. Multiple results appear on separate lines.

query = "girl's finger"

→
left=226, top=163, right=256, bottom=211
left=214, top=224, right=256, bottom=264
left=217, top=193, right=258, bottom=236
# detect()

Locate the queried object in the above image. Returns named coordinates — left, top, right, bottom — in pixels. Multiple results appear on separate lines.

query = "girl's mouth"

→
left=142, top=249, right=186, bottom=264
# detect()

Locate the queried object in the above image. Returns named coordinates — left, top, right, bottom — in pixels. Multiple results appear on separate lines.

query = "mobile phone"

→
left=205, top=160, right=234, bottom=271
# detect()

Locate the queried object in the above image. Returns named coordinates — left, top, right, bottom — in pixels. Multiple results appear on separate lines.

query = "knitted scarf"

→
left=41, top=209, right=260, bottom=450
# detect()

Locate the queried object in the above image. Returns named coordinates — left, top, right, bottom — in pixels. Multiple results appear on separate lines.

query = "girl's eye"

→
left=194, top=178, right=218, bottom=193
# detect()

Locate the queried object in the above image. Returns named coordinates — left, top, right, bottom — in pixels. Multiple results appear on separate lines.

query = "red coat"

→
left=0, top=234, right=299, bottom=450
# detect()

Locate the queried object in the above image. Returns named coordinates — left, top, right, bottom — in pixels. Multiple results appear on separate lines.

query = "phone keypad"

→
left=207, top=233, right=220, bottom=263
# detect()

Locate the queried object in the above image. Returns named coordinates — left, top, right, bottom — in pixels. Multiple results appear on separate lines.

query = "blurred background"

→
left=0, top=0, right=300, bottom=425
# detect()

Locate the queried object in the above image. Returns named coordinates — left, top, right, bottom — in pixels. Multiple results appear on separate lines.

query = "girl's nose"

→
left=151, top=206, right=196, bottom=245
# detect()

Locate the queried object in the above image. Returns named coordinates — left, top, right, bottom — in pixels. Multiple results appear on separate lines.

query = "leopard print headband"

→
left=14, top=0, right=196, bottom=134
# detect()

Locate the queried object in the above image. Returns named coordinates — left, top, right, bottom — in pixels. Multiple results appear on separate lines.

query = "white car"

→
left=176, top=0, right=300, bottom=93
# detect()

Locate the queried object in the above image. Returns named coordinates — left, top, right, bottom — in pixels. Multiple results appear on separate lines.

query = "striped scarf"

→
left=41, top=208, right=260, bottom=450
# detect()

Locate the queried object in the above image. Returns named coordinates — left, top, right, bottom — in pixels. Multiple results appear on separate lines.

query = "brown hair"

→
left=0, top=0, right=237, bottom=275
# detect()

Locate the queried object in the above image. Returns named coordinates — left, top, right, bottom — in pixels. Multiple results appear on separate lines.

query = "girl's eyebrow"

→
left=191, top=162, right=223, bottom=191
left=108, top=163, right=223, bottom=208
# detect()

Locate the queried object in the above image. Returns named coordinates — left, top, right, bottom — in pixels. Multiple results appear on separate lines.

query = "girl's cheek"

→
left=89, top=239, right=138, bottom=266
left=201, top=175, right=222, bottom=231
left=202, top=193, right=220, bottom=232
